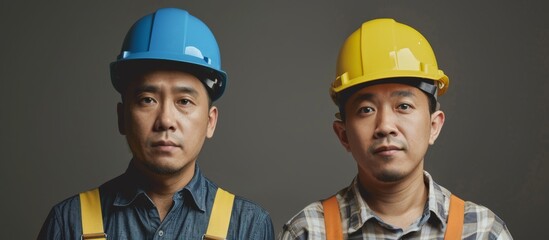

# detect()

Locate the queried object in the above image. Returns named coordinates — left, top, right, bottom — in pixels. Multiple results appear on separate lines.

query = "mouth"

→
left=372, top=145, right=402, bottom=156
left=151, top=140, right=181, bottom=151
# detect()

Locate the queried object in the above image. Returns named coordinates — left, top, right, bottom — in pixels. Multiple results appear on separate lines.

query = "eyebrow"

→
left=351, top=90, right=416, bottom=105
left=174, top=86, right=200, bottom=100
left=391, top=90, right=416, bottom=98
left=133, top=85, right=199, bottom=98
left=133, top=85, right=159, bottom=95
left=351, top=93, right=375, bottom=105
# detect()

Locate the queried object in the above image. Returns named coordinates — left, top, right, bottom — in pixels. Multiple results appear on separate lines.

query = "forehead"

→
left=348, top=83, right=426, bottom=102
left=125, top=70, right=207, bottom=95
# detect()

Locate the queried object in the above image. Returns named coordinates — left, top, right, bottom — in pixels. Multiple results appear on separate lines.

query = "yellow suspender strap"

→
left=322, top=195, right=343, bottom=240
left=204, top=188, right=235, bottom=240
left=322, top=194, right=465, bottom=240
left=444, top=194, right=465, bottom=240
left=79, top=187, right=234, bottom=240
left=79, top=188, right=107, bottom=240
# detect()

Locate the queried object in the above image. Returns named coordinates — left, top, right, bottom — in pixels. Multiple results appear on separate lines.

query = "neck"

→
left=131, top=160, right=196, bottom=221
left=358, top=169, right=428, bottom=229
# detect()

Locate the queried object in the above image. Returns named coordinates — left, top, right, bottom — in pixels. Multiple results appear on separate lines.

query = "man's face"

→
left=117, top=70, right=217, bottom=176
left=333, top=83, right=444, bottom=184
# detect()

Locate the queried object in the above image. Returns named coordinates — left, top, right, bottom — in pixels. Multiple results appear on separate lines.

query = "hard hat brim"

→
left=110, top=58, right=227, bottom=101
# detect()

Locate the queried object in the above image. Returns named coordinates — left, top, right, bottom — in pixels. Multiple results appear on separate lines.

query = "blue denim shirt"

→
left=38, top=163, right=274, bottom=239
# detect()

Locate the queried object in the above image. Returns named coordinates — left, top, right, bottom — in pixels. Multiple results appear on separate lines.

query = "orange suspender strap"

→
left=322, top=195, right=343, bottom=240
left=203, top=188, right=235, bottom=240
left=444, top=194, right=465, bottom=240
left=322, top=194, right=465, bottom=240
left=79, top=188, right=107, bottom=240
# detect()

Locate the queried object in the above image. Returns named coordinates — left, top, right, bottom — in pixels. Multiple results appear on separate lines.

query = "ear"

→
left=206, top=106, right=218, bottom=138
left=429, top=110, right=445, bottom=145
left=333, top=120, right=351, bottom=152
left=117, top=102, right=126, bottom=135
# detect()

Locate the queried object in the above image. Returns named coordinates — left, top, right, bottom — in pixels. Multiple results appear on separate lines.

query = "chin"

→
left=146, top=163, right=185, bottom=175
left=142, top=158, right=187, bottom=175
left=375, top=170, right=407, bottom=182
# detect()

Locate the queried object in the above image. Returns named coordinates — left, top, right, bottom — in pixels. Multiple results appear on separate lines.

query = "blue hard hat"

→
left=110, top=8, right=227, bottom=101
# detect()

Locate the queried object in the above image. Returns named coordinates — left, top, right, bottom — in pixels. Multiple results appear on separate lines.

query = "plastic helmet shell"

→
left=111, top=8, right=227, bottom=101
left=330, top=18, right=449, bottom=105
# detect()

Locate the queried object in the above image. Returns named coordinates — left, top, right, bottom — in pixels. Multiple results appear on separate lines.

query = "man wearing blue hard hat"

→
left=38, top=8, right=274, bottom=239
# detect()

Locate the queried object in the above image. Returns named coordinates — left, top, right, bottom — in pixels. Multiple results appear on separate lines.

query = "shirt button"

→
left=158, top=230, right=164, bottom=236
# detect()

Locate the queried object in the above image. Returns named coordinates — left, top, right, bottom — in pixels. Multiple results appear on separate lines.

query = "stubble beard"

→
left=142, top=160, right=185, bottom=176
left=376, top=170, right=406, bottom=182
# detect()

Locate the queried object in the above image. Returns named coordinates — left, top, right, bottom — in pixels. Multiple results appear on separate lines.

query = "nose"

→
left=154, top=103, right=177, bottom=132
left=373, top=107, right=398, bottom=139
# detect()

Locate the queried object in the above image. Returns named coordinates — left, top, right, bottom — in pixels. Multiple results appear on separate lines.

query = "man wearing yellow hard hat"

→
left=279, top=19, right=512, bottom=239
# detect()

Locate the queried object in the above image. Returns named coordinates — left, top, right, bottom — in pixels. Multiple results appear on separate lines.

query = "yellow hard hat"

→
left=330, top=18, right=449, bottom=105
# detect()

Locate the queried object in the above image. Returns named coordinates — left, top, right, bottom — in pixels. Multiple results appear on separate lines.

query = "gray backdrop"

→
left=1, top=1, right=548, bottom=239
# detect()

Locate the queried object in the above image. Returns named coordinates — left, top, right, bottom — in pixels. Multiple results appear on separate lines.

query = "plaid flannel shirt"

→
left=279, top=171, right=512, bottom=240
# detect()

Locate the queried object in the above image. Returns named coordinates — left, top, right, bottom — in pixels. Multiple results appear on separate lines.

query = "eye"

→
left=178, top=99, right=192, bottom=105
left=397, top=103, right=413, bottom=111
left=358, top=106, right=375, bottom=114
left=140, top=97, right=156, bottom=105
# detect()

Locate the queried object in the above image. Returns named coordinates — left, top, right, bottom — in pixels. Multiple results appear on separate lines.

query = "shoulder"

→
left=45, top=182, right=118, bottom=221
left=224, top=195, right=274, bottom=239
left=203, top=177, right=272, bottom=222
left=38, top=176, right=122, bottom=239
left=37, top=193, right=82, bottom=239
left=204, top=176, right=274, bottom=238
left=232, top=195, right=272, bottom=221
left=279, top=183, right=355, bottom=240
left=462, top=200, right=513, bottom=239
left=428, top=175, right=513, bottom=239
left=203, top=174, right=271, bottom=219
left=280, top=201, right=325, bottom=240
left=38, top=181, right=118, bottom=225
left=46, top=193, right=83, bottom=222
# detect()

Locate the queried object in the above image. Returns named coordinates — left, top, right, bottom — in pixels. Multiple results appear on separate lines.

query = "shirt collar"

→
left=182, top=165, right=207, bottom=212
left=113, top=162, right=208, bottom=212
left=424, top=171, right=451, bottom=228
left=346, top=177, right=376, bottom=233
left=346, top=171, right=448, bottom=233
